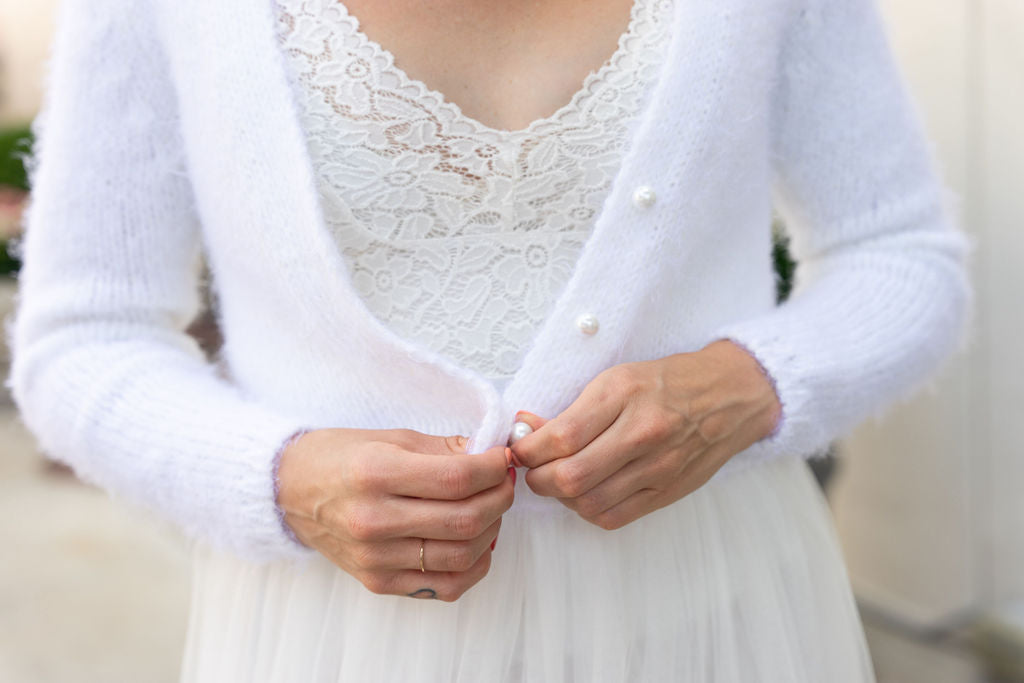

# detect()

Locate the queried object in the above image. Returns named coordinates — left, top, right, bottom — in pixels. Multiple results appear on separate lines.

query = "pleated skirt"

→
left=179, top=454, right=875, bottom=682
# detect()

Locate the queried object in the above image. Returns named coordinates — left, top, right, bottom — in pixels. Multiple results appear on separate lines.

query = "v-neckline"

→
left=322, top=0, right=647, bottom=137
left=253, top=0, right=691, bottom=448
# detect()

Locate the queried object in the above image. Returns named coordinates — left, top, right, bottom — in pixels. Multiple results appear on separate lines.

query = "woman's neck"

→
left=338, top=0, right=636, bottom=131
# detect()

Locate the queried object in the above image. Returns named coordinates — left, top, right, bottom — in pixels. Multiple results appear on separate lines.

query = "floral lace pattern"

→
left=273, top=0, right=673, bottom=379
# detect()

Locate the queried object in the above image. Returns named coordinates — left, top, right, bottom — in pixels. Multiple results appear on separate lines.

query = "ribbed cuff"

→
left=272, top=427, right=316, bottom=550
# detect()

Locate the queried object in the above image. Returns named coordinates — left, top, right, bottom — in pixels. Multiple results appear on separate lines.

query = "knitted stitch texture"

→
left=5, top=0, right=972, bottom=562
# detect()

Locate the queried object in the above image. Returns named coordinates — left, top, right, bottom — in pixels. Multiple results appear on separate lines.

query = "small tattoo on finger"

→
left=407, top=588, right=438, bottom=600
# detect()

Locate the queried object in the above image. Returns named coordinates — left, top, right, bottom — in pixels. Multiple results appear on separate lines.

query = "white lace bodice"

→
left=273, top=0, right=673, bottom=387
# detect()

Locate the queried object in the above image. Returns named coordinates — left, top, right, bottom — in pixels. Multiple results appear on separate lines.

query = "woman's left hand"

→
left=508, top=339, right=783, bottom=529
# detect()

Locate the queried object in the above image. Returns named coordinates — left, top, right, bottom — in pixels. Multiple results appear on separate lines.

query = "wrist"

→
left=700, top=339, right=783, bottom=441
left=273, top=427, right=315, bottom=548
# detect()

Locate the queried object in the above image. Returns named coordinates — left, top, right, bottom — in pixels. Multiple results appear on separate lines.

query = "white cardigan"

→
left=6, top=0, right=971, bottom=561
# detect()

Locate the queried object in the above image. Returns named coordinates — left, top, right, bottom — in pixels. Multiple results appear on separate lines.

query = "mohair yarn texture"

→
left=6, top=0, right=971, bottom=563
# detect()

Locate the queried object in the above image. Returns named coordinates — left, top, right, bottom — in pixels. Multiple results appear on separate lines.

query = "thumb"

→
left=514, top=410, right=548, bottom=431
left=393, top=431, right=470, bottom=455
left=409, top=433, right=506, bottom=463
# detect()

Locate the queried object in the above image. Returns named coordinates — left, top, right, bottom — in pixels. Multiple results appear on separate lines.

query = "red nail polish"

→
left=508, top=467, right=517, bottom=485
left=490, top=538, right=497, bottom=551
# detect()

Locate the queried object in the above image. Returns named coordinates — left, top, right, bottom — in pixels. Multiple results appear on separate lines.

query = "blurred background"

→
left=1, top=1, right=1022, bottom=681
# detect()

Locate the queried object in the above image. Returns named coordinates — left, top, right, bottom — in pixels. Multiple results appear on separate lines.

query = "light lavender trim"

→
left=272, top=427, right=315, bottom=548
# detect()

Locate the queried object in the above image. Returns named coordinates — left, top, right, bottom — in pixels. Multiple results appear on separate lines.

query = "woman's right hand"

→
left=276, top=428, right=515, bottom=601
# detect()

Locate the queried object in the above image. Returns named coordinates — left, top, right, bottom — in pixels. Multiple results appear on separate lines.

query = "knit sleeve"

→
left=4, top=0, right=315, bottom=561
left=710, top=0, right=972, bottom=472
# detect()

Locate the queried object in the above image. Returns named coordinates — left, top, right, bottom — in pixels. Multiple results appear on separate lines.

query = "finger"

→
left=367, top=547, right=494, bottom=602
left=524, top=413, right=646, bottom=499
left=343, top=429, right=466, bottom=456
left=374, top=429, right=472, bottom=456
left=422, top=517, right=501, bottom=572
left=552, top=452, right=661, bottom=520
left=584, top=487, right=662, bottom=530
left=513, top=410, right=548, bottom=432
left=675, top=427, right=754, bottom=495
left=508, top=412, right=547, bottom=467
left=510, top=369, right=626, bottom=469
left=585, top=433, right=744, bottom=530
left=353, top=519, right=502, bottom=573
left=349, top=442, right=510, bottom=500
left=377, top=470, right=515, bottom=541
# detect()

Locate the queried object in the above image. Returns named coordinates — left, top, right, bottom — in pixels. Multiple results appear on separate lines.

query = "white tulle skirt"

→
left=179, top=454, right=875, bottom=682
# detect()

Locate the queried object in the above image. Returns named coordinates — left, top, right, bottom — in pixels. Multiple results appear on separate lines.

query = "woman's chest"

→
left=272, top=0, right=671, bottom=240
left=272, top=0, right=674, bottom=379
left=331, top=0, right=638, bottom=132
left=159, top=0, right=794, bottom=451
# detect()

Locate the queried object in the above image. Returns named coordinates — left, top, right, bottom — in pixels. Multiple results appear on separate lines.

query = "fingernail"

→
left=504, top=446, right=513, bottom=466
left=508, top=466, right=517, bottom=485
left=490, top=537, right=497, bottom=551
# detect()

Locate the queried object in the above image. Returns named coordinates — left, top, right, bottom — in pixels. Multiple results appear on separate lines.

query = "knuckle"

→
left=346, top=457, right=382, bottom=493
left=346, top=506, right=383, bottom=542
left=447, top=508, right=484, bottom=539
left=633, top=413, right=674, bottom=445
left=552, top=461, right=588, bottom=498
left=575, top=493, right=605, bottom=519
left=436, top=586, right=463, bottom=603
left=439, top=461, right=473, bottom=499
left=444, top=544, right=476, bottom=572
left=548, top=422, right=576, bottom=454
left=350, top=544, right=380, bottom=571
left=593, top=511, right=625, bottom=531
left=360, top=572, right=391, bottom=595
left=606, top=364, right=644, bottom=396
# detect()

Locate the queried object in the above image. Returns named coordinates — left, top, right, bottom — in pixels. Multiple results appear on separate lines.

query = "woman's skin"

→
left=338, top=0, right=636, bottom=131
left=278, top=340, right=781, bottom=600
left=277, top=429, right=515, bottom=602
left=509, top=340, right=782, bottom=529
left=276, top=1, right=784, bottom=600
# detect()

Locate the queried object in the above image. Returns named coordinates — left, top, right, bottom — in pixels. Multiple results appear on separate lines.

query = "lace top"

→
left=273, top=0, right=673, bottom=390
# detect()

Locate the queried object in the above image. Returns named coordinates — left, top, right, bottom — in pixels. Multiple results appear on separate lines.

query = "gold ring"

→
left=419, top=538, right=426, bottom=573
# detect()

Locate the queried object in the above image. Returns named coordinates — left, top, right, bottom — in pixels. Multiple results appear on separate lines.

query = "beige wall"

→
left=0, top=0, right=58, bottom=126
left=833, top=0, right=1024, bottom=625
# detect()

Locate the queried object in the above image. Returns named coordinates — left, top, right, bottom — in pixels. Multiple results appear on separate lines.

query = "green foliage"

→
left=0, top=242, right=18, bottom=275
left=771, top=217, right=796, bottom=303
left=0, top=124, right=33, bottom=276
left=0, top=125, right=33, bottom=191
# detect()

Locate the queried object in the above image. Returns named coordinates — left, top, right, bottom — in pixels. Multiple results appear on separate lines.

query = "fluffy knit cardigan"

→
left=6, top=0, right=971, bottom=561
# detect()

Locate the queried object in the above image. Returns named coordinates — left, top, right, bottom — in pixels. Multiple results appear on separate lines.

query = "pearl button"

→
left=632, top=185, right=656, bottom=208
left=508, top=421, right=533, bottom=445
left=575, top=313, right=600, bottom=335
